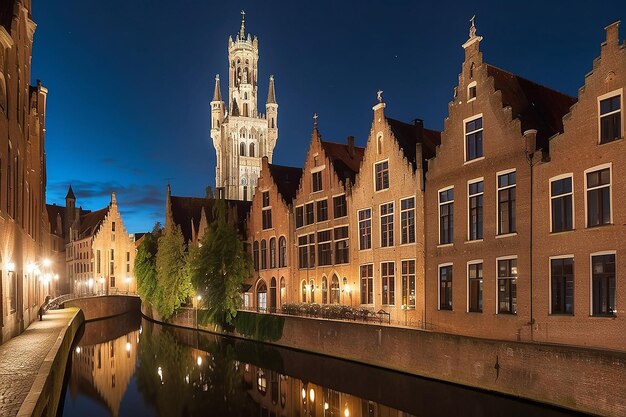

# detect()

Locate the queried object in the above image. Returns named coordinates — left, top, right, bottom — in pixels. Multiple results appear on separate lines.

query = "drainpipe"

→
left=524, top=129, right=537, bottom=340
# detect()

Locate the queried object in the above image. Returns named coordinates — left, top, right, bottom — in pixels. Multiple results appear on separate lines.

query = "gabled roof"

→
left=320, top=140, right=365, bottom=184
left=268, top=163, right=302, bottom=204
left=386, top=118, right=441, bottom=170
left=486, top=64, right=576, bottom=148
left=45, top=203, right=91, bottom=237
left=65, top=185, right=76, bottom=200
left=79, top=207, right=109, bottom=238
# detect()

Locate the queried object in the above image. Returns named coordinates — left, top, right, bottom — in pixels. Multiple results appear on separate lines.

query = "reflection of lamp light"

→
left=88, top=278, right=94, bottom=288
left=197, top=295, right=202, bottom=301
left=54, top=274, right=59, bottom=281
left=75, top=346, right=81, bottom=354
left=301, top=388, right=306, bottom=399
left=126, top=342, right=131, bottom=352
left=344, top=404, right=350, bottom=417
left=197, top=356, right=203, bottom=366
left=324, top=402, right=329, bottom=410
left=157, top=366, right=163, bottom=382
left=309, top=388, right=315, bottom=402
left=6, top=262, right=15, bottom=272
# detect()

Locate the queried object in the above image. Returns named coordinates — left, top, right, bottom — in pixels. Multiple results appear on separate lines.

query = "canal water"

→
left=57, top=312, right=588, bottom=417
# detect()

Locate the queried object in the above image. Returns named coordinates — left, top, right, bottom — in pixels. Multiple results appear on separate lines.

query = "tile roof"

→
left=79, top=207, right=109, bottom=238
left=320, top=139, right=365, bottom=184
left=386, top=118, right=441, bottom=170
left=45, top=203, right=91, bottom=237
left=268, top=163, right=302, bottom=204
left=486, top=64, right=576, bottom=148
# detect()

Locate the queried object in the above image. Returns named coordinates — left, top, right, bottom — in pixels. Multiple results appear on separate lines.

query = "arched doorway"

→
left=279, top=277, right=286, bottom=307
left=270, top=277, right=277, bottom=312
left=257, top=280, right=267, bottom=312
left=331, top=274, right=340, bottom=304
left=321, top=276, right=328, bottom=304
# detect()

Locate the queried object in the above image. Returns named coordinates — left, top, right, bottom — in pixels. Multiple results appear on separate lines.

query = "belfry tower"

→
left=211, top=11, right=279, bottom=201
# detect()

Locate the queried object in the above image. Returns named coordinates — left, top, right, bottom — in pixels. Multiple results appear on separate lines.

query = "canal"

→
left=57, top=312, right=588, bottom=417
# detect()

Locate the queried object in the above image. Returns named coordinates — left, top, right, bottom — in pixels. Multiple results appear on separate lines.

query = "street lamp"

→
left=125, top=276, right=131, bottom=294
left=195, top=295, right=202, bottom=329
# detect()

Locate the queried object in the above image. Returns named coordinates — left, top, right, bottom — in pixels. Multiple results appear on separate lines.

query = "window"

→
left=465, top=117, right=483, bottom=161
left=439, top=265, right=453, bottom=310
left=599, top=94, right=621, bottom=144
left=295, top=206, right=304, bottom=228
left=468, top=82, right=477, bottom=100
left=381, top=262, right=395, bottom=305
left=305, top=202, right=314, bottom=225
left=358, top=209, right=372, bottom=250
left=262, top=209, right=272, bottom=229
left=301, top=280, right=307, bottom=303
left=334, top=226, right=349, bottom=264
left=330, top=275, right=340, bottom=304
left=439, top=188, right=454, bottom=244
left=298, top=236, right=308, bottom=269
left=112, top=221, right=116, bottom=232
left=110, top=249, right=115, bottom=275
left=278, top=236, right=287, bottom=267
left=8, top=271, right=16, bottom=313
left=586, top=167, right=611, bottom=227
left=322, top=276, right=328, bottom=304
left=249, top=142, right=255, bottom=157
left=316, top=199, right=328, bottom=222
left=310, top=279, right=316, bottom=303
left=400, top=197, right=415, bottom=244
left=551, top=257, right=573, bottom=315
left=312, top=171, right=323, bottom=192
left=317, top=230, right=332, bottom=266
left=497, top=171, right=516, bottom=235
left=308, top=233, right=315, bottom=268
left=468, top=262, right=483, bottom=312
left=497, top=258, right=517, bottom=314
left=360, top=264, right=374, bottom=304
left=592, top=253, right=616, bottom=316
left=468, top=180, right=483, bottom=240
left=262, top=191, right=270, bottom=207
left=333, top=194, right=347, bottom=218
left=253, top=241, right=259, bottom=271
left=401, top=260, right=416, bottom=308
left=97, top=250, right=101, bottom=274
left=374, top=161, right=389, bottom=191
left=260, top=240, right=267, bottom=269
left=240, top=142, right=245, bottom=156
left=551, top=176, right=573, bottom=232
left=380, top=202, right=394, bottom=247
left=269, top=237, right=277, bottom=268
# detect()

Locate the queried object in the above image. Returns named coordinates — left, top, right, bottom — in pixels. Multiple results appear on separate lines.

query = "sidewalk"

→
left=0, top=309, right=78, bottom=417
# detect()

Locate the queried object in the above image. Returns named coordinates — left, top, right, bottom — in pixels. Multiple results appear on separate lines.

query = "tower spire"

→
left=239, top=10, right=246, bottom=39
left=213, top=74, right=222, bottom=101
left=267, top=75, right=276, bottom=104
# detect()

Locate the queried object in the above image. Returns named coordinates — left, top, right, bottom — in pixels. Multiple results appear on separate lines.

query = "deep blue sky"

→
left=32, top=0, right=625, bottom=233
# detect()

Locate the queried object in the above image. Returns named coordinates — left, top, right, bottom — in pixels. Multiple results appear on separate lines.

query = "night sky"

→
left=32, top=0, right=625, bottom=233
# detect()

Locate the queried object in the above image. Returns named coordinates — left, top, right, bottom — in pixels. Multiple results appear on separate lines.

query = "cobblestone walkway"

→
left=0, top=309, right=76, bottom=417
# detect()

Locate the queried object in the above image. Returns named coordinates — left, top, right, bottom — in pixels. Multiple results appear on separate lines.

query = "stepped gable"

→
left=486, top=64, right=576, bottom=148
left=320, top=139, right=365, bottom=184
left=268, top=163, right=302, bottom=205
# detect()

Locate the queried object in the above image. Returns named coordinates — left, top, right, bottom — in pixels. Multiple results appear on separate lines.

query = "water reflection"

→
left=59, top=313, right=586, bottom=417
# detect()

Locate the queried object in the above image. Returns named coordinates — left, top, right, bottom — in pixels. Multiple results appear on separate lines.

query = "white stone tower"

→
left=211, top=11, right=278, bottom=201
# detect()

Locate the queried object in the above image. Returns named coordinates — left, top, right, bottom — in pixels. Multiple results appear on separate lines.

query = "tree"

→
left=155, top=223, right=193, bottom=319
left=190, top=198, right=252, bottom=327
left=135, top=223, right=162, bottom=304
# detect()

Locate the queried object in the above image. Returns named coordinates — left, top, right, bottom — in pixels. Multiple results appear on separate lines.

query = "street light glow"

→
left=43, top=258, right=52, bottom=267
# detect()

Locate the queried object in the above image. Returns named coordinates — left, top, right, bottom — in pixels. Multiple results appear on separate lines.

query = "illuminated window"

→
left=497, top=258, right=517, bottom=314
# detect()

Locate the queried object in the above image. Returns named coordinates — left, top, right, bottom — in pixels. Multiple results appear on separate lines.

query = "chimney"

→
left=347, top=136, right=355, bottom=158
left=604, top=20, right=620, bottom=47
left=413, top=118, right=424, bottom=140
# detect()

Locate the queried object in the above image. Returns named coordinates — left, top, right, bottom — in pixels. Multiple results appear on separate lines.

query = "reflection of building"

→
left=50, top=188, right=137, bottom=295
left=0, top=0, right=52, bottom=343
left=70, top=329, right=139, bottom=417
left=211, top=12, right=279, bottom=201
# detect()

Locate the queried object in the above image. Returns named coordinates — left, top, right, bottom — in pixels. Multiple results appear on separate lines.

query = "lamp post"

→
left=195, top=295, right=202, bottom=329
left=125, top=276, right=131, bottom=294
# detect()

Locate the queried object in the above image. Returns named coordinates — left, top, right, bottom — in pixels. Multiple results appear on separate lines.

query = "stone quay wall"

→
left=64, top=295, right=141, bottom=321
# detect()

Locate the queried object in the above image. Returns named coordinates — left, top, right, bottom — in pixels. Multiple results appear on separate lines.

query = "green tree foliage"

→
left=155, top=223, right=193, bottom=319
left=135, top=223, right=163, bottom=304
left=190, top=198, right=252, bottom=327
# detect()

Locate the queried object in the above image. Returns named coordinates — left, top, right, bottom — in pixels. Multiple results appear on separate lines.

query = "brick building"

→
left=0, top=0, right=51, bottom=343
left=246, top=157, right=301, bottom=311
left=349, top=98, right=439, bottom=326
left=531, top=21, right=625, bottom=350
left=291, top=127, right=364, bottom=308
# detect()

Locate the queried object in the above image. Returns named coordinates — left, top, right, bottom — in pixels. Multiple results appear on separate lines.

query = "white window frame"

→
left=374, top=159, right=390, bottom=192
left=380, top=260, right=396, bottom=306
left=467, top=177, right=484, bottom=242
left=597, top=88, right=623, bottom=144
left=589, top=250, right=617, bottom=316
left=549, top=173, right=574, bottom=233
left=379, top=200, right=394, bottom=248
left=495, top=168, right=517, bottom=237
left=438, top=186, right=454, bottom=246
left=467, top=81, right=477, bottom=102
left=463, top=113, right=484, bottom=164
left=583, top=163, right=613, bottom=228
left=466, top=259, right=483, bottom=313
left=360, top=263, right=375, bottom=305
left=548, top=254, right=575, bottom=315
left=400, top=258, right=416, bottom=309
left=495, top=255, right=518, bottom=315
left=357, top=207, right=373, bottom=251
left=437, top=262, right=453, bottom=311
left=400, top=195, right=416, bottom=245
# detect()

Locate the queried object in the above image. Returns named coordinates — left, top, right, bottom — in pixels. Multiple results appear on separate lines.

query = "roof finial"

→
left=469, top=15, right=477, bottom=38
left=377, top=89, right=383, bottom=103
left=313, top=113, right=318, bottom=128
left=239, top=10, right=246, bottom=39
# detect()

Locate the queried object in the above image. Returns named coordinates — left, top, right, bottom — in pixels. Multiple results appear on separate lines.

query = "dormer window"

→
left=465, top=115, right=483, bottom=161
left=599, top=90, right=622, bottom=144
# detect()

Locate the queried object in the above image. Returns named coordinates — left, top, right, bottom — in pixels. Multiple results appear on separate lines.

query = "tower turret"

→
left=266, top=75, right=278, bottom=160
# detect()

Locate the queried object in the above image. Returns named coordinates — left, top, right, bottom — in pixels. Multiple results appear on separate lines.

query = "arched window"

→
left=269, top=237, right=277, bottom=268
left=260, top=239, right=267, bottom=269
left=377, top=134, right=383, bottom=154
left=240, top=142, right=246, bottom=156
left=243, top=103, right=248, bottom=117
left=470, top=62, right=475, bottom=79
left=310, top=279, right=315, bottom=304
left=270, top=277, right=277, bottom=312
left=271, top=118, right=275, bottom=128
left=301, top=280, right=307, bottom=303
left=253, top=241, right=259, bottom=271
left=322, top=276, right=328, bottom=304
left=249, top=142, right=255, bottom=157
left=257, top=280, right=267, bottom=312
left=280, top=277, right=286, bottom=307
left=331, top=274, right=340, bottom=304
left=278, top=236, right=287, bottom=267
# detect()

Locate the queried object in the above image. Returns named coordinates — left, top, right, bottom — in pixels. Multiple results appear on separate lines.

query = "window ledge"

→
left=374, top=188, right=390, bottom=193
left=550, top=229, right=575, bottom=235
left=437, top=243, right=454, bottom=248
left=467, top=310, right=483, bottom=314
left=548, top=313, right=574, bottom=317
left=438, top=307, right=453, bottom=312
left=467, top=97, right=477, bottom=103
left=495, top=232, right=517, bottom=239
left=589, top=314, right=617, bottom=318
left=597, top=137, right=624, bottom=146
left=465, top=239, right=483, bottom=244
left=463, top=156, right=485, bottom=166
left=398, top=242, right=417, bottom=247
left=585, top=223, right=614, bottom=230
